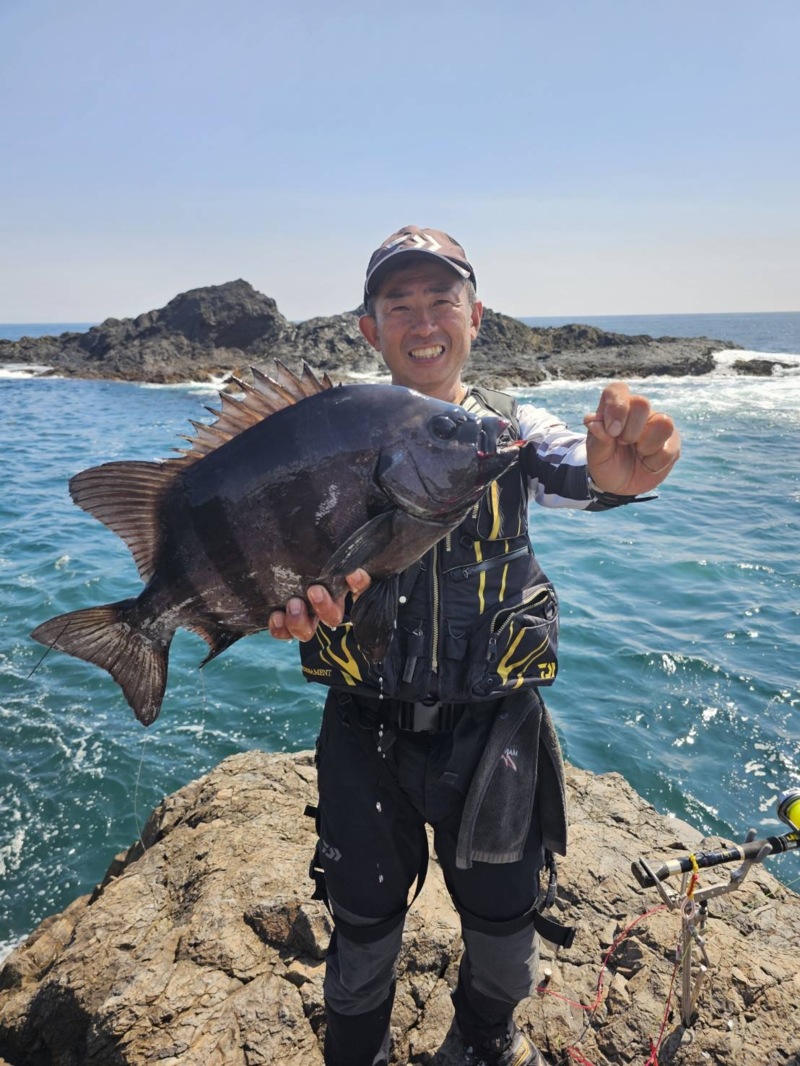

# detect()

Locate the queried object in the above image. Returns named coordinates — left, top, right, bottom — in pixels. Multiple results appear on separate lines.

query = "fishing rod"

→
left=632, top=826, right=800, bottom=889
left=631, top=788, right=800, bottom=1028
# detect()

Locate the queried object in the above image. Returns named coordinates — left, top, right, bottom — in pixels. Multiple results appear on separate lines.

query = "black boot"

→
left=324, top=982, right=395, bottom=1066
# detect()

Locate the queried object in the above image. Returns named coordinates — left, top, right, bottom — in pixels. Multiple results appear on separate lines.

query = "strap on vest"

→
left=533, top=909, right=576, bottom=950
left=454, top=848, right=575, bottom=949
left=535, top=849, right=576, bottom=949
left=468, top=385, right=520, bottom=436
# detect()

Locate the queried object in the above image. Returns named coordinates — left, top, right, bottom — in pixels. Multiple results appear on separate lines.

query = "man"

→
left=269, top=226, right=680, bottom=1066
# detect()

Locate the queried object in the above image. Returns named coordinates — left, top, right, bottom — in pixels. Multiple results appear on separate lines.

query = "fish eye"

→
left=431, top=415, right=458, bottom=440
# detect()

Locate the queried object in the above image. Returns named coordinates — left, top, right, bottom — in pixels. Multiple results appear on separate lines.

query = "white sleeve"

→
left=517, top=403, right=592, bottom=509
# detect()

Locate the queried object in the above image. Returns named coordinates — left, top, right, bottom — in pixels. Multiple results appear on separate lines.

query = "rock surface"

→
left=0, top=280, right=742, bottom=386
left=1, top=751, right=798, bottom=1066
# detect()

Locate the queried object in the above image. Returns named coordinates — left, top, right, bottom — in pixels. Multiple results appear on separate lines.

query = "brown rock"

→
left=1, top=754, right=797, bottom=1065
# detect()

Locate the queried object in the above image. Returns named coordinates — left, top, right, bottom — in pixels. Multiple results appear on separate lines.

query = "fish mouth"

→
left=414, top=433, right=520, bottom=521
left=476, top=441, right=522, bottom=485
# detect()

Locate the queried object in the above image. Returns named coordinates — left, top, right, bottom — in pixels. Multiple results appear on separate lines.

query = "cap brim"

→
left=365, top=249, right=473, bottom=298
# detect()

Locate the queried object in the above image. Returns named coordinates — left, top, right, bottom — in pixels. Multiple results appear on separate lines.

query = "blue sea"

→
left=2, top=313, right=799, bottom=961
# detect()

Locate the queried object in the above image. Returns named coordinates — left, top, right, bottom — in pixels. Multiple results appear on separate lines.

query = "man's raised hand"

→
left=584, top=382, right=681, bottom=496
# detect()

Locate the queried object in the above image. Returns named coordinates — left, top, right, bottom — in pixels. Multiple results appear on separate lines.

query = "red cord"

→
left=537, top=903, right=674, bottom=1064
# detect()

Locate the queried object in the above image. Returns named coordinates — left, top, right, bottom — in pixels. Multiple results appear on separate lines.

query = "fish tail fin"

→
left=31, top=601, right=172, bottom=726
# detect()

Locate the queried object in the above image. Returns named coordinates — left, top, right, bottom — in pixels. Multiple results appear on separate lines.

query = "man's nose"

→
left=410, top=307, right=437, bottom=333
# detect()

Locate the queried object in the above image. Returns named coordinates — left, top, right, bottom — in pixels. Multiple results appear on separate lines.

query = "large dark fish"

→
left=31, top=363, right=519, bottom=726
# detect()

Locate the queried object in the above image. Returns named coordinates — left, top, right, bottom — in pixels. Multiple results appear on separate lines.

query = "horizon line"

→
left=2, top=308, right=800, bottom=329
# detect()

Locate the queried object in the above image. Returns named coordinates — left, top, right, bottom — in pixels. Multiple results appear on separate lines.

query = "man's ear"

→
left=470, top=300, right=484, bottom=341
left=359, top=314, right=381, bottom=352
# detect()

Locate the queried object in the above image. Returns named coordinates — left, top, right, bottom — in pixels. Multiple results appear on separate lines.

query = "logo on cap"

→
left=384, top=231, right=444, bottom=253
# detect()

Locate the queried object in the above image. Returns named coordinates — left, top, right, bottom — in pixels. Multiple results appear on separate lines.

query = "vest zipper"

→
left=431, top=541, right=441, bottom=674
left=486, top=585, right=553, bottom=664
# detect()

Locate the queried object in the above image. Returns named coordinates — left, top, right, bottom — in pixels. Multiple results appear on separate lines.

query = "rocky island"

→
left=1, top=752, right=798, bottom=1065
left=0, top=280, right=754, bottom=387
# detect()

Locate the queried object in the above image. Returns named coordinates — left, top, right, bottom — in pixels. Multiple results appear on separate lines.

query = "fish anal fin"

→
left=31, top=601, right=171, bottom=726
left=185, top=619, right=245, bottom=665
left=69, top=461, right=172, bottom=582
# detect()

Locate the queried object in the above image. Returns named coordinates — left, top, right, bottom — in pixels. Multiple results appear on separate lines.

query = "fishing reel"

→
left=777, top=788, right=800, bottom=831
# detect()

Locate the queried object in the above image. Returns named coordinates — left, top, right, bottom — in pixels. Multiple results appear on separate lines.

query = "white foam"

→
left=0, top=824, right=26, bottom=877
left=0, top=936, right=25, bottom=965
left=139, top=373, right=232, bottom=393
left=0, top=363, right=55, bottom=379
left=713, top=348, right=800, bottom=373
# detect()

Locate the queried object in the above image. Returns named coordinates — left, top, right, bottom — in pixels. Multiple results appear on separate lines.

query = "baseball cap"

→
left=364, top=225, right=476, bottom=301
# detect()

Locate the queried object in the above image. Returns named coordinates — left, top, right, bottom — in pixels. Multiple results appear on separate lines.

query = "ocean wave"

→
left=713, top=348, right=800, bottom=372
left=140, top=373, right=233, bottom=393
left=0, top=363, right=56, bottom=379
left=0, top=936, right=25, bottom=966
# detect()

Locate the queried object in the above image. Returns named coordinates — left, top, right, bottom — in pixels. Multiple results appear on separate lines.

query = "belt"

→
left=362, top=697, right=468, bottom=734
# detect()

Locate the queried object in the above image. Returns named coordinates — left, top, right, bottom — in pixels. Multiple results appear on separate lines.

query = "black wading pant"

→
left=316, top=691, right=546, bottom=1066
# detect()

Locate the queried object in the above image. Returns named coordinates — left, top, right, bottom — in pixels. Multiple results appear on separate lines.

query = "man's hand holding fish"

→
left=268, top=568, right=372, bottom=641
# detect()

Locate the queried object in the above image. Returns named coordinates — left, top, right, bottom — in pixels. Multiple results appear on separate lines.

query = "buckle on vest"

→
left=396, top=699, right=459, bottom=733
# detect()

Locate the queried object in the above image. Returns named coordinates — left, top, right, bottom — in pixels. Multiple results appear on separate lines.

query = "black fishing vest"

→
left=299, top=387, right=559, bottom=702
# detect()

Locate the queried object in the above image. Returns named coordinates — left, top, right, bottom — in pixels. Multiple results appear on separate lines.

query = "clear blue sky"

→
left=1, top=0, right=798, bottom=321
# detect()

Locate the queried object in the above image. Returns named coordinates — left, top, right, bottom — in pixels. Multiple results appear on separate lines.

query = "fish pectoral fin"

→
left=349, top=575, right=400, bottom=661
left=320, top=510, right=452, bottom=586
left=320, top=510, right=455, bottom=663
left=318, top=512, right=398, bottom=585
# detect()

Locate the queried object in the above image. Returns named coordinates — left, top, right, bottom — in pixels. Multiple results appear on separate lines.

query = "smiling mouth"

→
left=409, top=345, right=445, bottom=361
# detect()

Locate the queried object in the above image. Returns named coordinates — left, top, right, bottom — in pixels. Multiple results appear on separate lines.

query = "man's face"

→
left=359, top=259, right=483, bottom=401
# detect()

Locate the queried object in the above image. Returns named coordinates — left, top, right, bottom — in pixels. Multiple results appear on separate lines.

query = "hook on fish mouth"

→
left=476, top=417, right=521, bottom=458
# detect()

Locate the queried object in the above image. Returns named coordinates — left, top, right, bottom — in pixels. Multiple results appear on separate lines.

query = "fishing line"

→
left=133, top=729, right=150, bottom=854
left=199, top=667, right=208, bottom=738
left=26, top=618, right=73, bottom=679
left=128, top=727, right=166, bottom=925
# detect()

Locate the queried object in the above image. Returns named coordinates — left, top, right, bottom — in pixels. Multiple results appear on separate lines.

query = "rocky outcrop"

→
left=468, top=311, right=722, bottom=390
left=0, top=282, right=291, bottom=385
left=731, top=357, right=795, bottom=377
left=1, top=752, right=797, bottom=1065
left=0, top=281, right=741, bottom=386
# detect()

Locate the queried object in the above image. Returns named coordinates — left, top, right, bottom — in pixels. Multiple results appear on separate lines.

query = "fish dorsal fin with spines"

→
left=69, top=362, right=335, bottom=581
left=173, top=361, right=334, bottom=465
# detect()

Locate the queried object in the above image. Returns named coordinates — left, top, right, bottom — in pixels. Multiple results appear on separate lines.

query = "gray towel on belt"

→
left=456, top=690, right=541, bottom=869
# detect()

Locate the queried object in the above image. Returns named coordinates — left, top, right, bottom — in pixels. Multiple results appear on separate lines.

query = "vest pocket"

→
left=443, top=621, right=468, bottom=661
left=468, top=583, right=559, bottom=698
